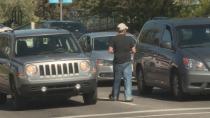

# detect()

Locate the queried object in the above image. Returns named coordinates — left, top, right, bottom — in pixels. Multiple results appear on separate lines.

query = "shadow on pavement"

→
left=0, top=98, right=85, bottom=111
left=98, top=80, right=137, bottom=87
left=132, top=87, right=210, bottom=102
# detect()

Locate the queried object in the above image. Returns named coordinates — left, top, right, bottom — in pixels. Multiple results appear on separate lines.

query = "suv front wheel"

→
left=137, top=69, right=153, bottom=95
left=83, top=89, right=97, bottom=105
left=0, top=92, right=7, bottom=104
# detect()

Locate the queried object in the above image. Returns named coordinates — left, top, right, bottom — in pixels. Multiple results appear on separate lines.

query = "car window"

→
left=177, top=25, right=210, bottom=47
left=94, top=36, right=112, bottom=51
left=15, top=34, right=81, bottom=57
left=94, top=36, right=135, bottom=51
left=83, top=36, right=92, bottom=52
left=162, top=28, right=172, bottom=43
left=0, top=36, right=11, bottom=58
left=139, top=22, right=161, bottom=46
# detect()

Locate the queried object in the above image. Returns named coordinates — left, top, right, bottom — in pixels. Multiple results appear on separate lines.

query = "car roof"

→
left=42, top=20, right=82, bottom=24
left=151, top=17, right=210, bottom=27
left=84, top=31, right=134, bottom=38
left=14, top=28, right=70, bottom=38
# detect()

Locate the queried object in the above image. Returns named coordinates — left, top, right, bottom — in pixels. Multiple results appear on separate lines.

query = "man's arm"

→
left=108, top=46, right=114, bottom=53
left=131, top=46, right=136, bottom=54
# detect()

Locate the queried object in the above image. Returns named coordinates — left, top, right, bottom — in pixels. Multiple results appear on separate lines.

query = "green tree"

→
left=73, top=0, right=178, bottom=32
left=0, top=0, right=39, bottom=27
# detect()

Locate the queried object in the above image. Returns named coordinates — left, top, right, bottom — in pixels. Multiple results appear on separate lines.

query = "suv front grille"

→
left=38, top=62, right=79, bottom=78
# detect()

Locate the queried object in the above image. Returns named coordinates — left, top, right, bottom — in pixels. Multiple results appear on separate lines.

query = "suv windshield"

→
left=15, top=34, right=81, bottom=57
left=177, top=25, right=210, bottom=48
left=94, top=36, right=135, bottom=51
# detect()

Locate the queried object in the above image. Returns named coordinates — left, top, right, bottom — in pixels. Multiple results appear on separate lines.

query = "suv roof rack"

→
left=152, top=17, right=169, bottom=20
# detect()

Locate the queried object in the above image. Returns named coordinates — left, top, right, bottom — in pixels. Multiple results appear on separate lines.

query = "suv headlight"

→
left=183, top=57, right=208, bottom=71
left=25, top=64, right=38, bottom=76
left=80, top=61, right=90, bottom=72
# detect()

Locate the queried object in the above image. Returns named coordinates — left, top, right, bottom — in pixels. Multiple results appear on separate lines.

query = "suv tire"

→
left=12, top=95, right=27, bottom=110
left=171, top=73, right=185, bottom=100
left=0, top=92, right=7, bottom=104
left=137, top=69, right=153, bottom=95
left=83, top=89, right=97, bottom=105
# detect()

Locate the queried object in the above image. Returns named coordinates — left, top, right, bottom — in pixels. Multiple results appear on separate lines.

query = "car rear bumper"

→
left=15, top=79, right=96, bottom=97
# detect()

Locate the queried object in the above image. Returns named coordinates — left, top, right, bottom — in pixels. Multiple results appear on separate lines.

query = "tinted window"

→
left=139, top=22, right=162, bottom=45
left=0, top=36, right=11, bottom=58
left=15, top=34, right=80, bottom=57
left=177, top=25, right=210, bottom=47
left=162, top=28, right=172, bottom=43
left=94, top=36, right=135, bottom=51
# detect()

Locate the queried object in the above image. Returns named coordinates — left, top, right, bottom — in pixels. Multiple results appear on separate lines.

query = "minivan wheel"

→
left=137, top=69, right=153, bottom=95
left=83, top=89, right=97, bottom=105
left=171, top=74, right=185, bottom=100
left=0, top=92, right=7, bottom=104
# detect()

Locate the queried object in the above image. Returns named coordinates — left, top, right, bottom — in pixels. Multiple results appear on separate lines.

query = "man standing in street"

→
left=108, top=23, right=136, bottom=102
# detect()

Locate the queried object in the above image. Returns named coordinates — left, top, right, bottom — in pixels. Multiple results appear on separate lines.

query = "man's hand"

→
left=131, top=47, right=136, bottom=54
left=108, top=46, right=114, bottom=53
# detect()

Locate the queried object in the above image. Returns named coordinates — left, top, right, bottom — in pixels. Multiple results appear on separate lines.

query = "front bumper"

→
left=97, top=65, right=114, bottom=80
left=96, top=65, right=135, bottom=80
left=15, top=79, right=96, bottom=97
left=182, top=71, right=210, bottom=94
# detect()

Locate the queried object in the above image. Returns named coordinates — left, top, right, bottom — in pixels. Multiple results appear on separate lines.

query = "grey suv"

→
left=0, top=29, right=97, bottom=108
left=134, top=18, right=210, bottom=99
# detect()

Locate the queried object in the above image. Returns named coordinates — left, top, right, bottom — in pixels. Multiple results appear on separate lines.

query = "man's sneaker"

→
left=124, top=98, right=133, bottom=102
left=109, top=94, right=118, bottom=101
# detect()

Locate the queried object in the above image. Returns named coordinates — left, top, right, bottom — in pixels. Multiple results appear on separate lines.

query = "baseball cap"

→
left=117, top=23, right=128, bottom=31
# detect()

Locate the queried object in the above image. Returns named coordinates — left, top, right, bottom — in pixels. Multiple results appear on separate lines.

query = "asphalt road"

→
left=1, top=81, right=210, bottom=118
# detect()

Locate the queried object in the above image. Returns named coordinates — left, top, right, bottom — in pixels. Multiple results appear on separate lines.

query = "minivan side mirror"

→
left=160, top=41, right=172, bottom=49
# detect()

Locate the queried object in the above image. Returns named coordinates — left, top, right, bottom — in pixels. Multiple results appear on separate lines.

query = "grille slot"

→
left=69, top=63, right=73, bottom=73
left=38, top=62, right=79, bottom=77
left=74, top=63, right=79, bottom=73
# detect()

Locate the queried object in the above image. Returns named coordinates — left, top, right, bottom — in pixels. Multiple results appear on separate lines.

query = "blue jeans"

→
left=112, top=62, right=133, bottom=100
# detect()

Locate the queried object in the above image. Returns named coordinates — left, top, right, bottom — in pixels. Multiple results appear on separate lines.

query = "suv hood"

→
left=182, top=47, right=210, bottom=61
left=14, top=53, right=88, bottom=65
left=91, top=50, right=113, bottom=61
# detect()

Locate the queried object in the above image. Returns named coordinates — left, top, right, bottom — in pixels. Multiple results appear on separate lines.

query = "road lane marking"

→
left=54, top=107, right=210, bottom=118
left=122, top=111, right=210, bottom=118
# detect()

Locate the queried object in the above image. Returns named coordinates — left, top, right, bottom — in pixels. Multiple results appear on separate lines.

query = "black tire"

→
left=83, top=89, right=97, bottom=105
left=136, top=69, right=153, bottom=95
left=171, top=73, right=185, bottom=100
left=12, top=95, right=27, bottom=110
left=0, top=92, right=7, bottom=105
left=10, top=84, right=27, bottom=110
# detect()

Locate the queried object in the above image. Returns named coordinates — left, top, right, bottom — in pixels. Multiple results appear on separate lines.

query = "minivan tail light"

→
left=183, top=57, right=189, bottom=65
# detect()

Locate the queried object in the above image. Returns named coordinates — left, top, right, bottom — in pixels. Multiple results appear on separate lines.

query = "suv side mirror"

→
left=160, top=41, right=172, bottom=49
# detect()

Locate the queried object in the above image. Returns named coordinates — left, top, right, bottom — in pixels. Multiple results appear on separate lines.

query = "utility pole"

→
left=60, top=0, right=63, bottom=21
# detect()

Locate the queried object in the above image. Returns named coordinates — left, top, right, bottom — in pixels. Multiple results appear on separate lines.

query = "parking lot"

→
left=0, top=81, right=210, bottom=118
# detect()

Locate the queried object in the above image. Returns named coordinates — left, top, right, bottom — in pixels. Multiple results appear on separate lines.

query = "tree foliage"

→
left=0, top=0, right=38, bottom=27
left=74, top=0, right=178, bottom=31
left=1, top=0, right=210, bottom=31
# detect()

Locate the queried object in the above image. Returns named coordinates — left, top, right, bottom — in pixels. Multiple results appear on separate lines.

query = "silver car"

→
left=79, top=32, right=136, bottom=80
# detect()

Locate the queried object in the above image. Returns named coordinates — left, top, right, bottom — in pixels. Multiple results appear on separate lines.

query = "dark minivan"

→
left=134, top=18, right=210, bottom=99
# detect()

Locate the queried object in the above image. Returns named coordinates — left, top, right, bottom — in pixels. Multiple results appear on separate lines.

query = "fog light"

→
left=41, top=86, right=47, bottom=92
left=75, top=84, right=81, bottom=90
